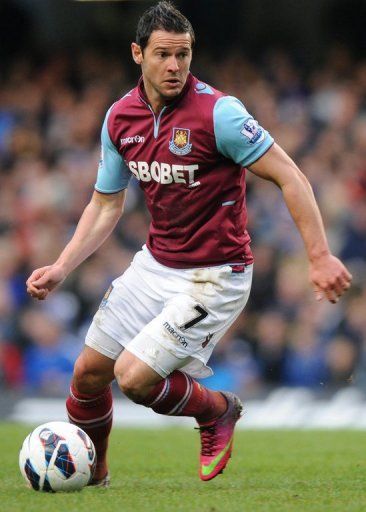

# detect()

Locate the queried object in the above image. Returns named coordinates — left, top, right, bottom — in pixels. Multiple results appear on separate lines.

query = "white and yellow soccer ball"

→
left=19, top=421, right=96, bottom=492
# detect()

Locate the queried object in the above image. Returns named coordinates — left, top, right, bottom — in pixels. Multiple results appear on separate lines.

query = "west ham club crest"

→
left=169, top=127, right=192, bottom=156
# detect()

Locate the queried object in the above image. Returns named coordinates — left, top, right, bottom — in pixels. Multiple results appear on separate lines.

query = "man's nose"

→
left=167, top=56, right=179, bottom=72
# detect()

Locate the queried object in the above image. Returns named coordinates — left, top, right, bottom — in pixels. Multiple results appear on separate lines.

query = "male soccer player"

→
left=26, top=1, right=352, bottom=484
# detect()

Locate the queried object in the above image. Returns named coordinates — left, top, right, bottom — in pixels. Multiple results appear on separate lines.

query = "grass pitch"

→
left=1, top=423, right=365, bottom=512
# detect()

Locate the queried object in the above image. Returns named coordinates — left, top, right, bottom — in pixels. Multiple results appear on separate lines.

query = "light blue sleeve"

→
left=95, top=107, right=131, bottom=193
left=213, top=96, right=274, bottom=167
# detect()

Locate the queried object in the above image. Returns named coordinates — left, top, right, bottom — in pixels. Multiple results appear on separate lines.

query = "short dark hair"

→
left=136, top=1, right=195, bottom=51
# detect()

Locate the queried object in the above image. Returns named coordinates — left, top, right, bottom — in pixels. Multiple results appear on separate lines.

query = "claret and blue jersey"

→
left=95, top=73, right=274, bottom=268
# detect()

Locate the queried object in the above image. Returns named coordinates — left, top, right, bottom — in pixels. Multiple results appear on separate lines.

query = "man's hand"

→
left=309, top=254, right=352, bottom=304
left=26, top=264, right=66, bottom=301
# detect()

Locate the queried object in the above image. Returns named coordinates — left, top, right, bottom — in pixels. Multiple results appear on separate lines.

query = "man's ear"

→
left=131, top=42, right=143, bottom=65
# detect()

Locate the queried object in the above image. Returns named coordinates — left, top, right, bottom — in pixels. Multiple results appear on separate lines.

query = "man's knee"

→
left=73, top=354, right=113, bottom=394
left=114, top=362, right=158, bottom=403
left=114, top=349, right=163, bottom=403
left=113, top=369, right=146, bottom=402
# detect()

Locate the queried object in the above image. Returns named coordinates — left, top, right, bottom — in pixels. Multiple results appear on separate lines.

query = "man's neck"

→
left=143, top=81, right=168, bottom=114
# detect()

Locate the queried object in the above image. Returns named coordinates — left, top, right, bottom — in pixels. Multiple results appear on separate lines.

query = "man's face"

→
left=132, top=30, right=192, bottom=106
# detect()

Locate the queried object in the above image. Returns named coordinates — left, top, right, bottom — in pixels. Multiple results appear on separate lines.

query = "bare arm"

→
left=26, top=189, right=127, bottom=300
left=249, top=143, right=352, bottom=303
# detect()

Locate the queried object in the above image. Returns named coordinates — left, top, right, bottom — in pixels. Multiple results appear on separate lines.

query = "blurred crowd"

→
left=0, top=46, right=365, bottom=397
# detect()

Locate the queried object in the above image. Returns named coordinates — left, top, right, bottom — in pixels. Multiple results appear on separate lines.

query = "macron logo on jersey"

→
left=128, top=161, right=200, bottom=187
left=120, top=135, right=145, bottom=146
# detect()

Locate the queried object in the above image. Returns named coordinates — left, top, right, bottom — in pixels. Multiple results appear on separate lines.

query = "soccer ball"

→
left=19, top=421, right=96, bottom=492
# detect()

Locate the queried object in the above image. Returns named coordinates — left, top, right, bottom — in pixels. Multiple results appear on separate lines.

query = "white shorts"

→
left=85, top=246, right=253, bottom=379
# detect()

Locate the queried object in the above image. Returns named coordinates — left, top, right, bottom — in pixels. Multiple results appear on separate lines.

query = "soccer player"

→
left=26, top=1, right=352, bottom=484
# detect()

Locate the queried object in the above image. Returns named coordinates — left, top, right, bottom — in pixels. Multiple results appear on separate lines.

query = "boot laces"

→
left=195, top=425, right=218, bottom=457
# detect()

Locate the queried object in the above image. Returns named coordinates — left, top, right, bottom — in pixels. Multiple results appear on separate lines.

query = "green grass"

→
left=1, top=424, right=366, bottom=512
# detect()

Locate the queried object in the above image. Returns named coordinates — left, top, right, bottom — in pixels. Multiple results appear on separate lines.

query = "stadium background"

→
left=0, top=0, right=365, bottom=421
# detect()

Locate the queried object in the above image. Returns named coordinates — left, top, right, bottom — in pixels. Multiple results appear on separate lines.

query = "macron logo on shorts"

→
left=163, top=321, right=188, bottom=347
